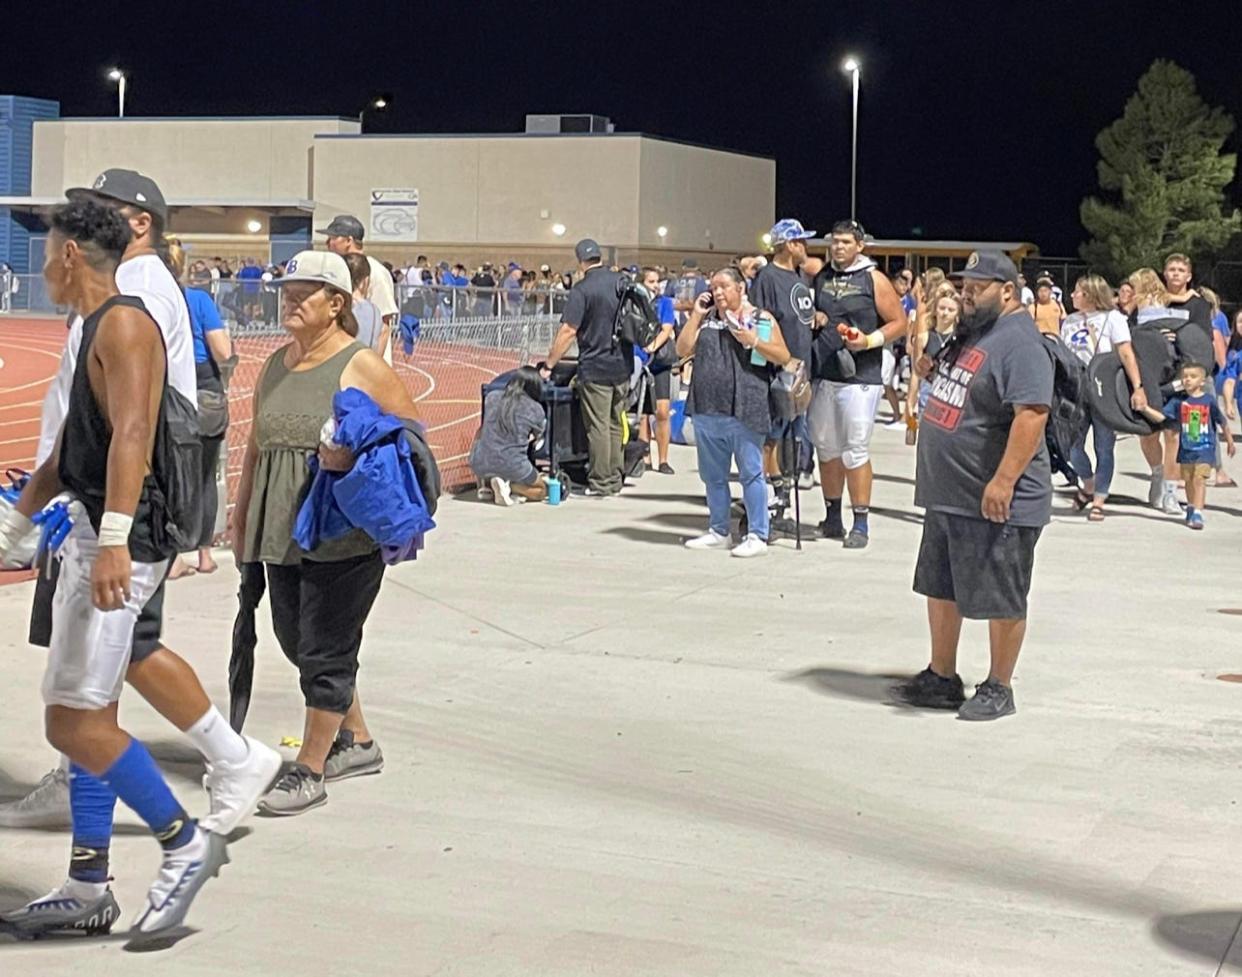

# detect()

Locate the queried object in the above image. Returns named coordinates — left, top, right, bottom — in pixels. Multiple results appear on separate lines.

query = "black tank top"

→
left=58, top=294, right=171, bottom=562
left=811, top=264, right=882, bottom=384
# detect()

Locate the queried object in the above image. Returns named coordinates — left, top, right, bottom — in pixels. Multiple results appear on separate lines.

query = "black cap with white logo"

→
left=575, top=238, right=602, bottom=262
left=67, top=168, right=168, bottom=222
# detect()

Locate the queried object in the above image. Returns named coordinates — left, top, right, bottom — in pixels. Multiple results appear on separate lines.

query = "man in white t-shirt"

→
left=318, top=214, right=399, bottom=361
left=0, top=171, right=279, bottom=903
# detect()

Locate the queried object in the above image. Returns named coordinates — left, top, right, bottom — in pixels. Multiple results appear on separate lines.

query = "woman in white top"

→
left=1060, top=274, right=1146, bottom=521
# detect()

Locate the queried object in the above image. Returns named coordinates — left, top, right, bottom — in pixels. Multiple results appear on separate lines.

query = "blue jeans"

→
left=1070, top=412, right=1117, bottom=497
left=694, top=414, right=768, bottom=540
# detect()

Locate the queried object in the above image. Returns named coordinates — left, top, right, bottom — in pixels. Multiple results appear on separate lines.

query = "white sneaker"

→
left=684, top=530, right=730, bottom=550
left=0, top=879, right=120, bottom=937
left=0, top=767, right=70, bottom=829
left=1161, top=488, right=1183, bottom=515
left=797, top=471, right=815, bottom=491
left=490, top=476, right=514, bottom=507
left=200, top=737, right=282, bottom=836
left=731, top=533, right=768, bottom=558
left=133, top=826, right=229, bottom=936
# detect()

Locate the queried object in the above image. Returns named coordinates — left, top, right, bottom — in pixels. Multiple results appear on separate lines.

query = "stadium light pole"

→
left=360, top=96, right=388, bottom=132
left=107, top=68, right=126, bottom=118
left=842, top=57, right=860, bottom=220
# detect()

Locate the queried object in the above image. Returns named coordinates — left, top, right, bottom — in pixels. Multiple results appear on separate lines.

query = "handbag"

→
left=197, top=387, right=229, bottom=438
left=770, top=357, right=812, bottom=421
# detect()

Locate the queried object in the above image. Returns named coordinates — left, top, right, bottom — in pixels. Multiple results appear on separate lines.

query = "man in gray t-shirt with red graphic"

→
left=895, top=251, right=1053, bottom=721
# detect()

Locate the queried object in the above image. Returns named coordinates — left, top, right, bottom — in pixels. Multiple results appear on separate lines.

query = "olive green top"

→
left=242, top=341, right=377, bottom=565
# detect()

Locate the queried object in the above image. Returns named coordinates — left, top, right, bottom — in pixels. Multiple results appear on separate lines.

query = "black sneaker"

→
left=892, top=667, right=965, bottom=709
left=843, top=528, right=869, bottom=549
left=958, top=679, right=1016, bottom=721
left=658, top=463, right=675, bottom=475
left=819, top=518, right=845, bottom=540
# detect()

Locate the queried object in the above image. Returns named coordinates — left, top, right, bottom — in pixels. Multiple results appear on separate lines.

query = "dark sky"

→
left=5, top=1, right=1241, bottom=256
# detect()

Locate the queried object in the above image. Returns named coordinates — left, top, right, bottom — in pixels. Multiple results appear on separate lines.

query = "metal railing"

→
left=0, top=273, right=570, bottom=327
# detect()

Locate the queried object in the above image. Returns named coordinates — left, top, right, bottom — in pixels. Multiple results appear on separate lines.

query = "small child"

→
left=1139, top=361, right=1235, bottom=529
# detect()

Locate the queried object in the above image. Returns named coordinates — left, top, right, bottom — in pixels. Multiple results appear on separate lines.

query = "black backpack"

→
left=1040, top=333, right=1090, bottom=481
left=612, top=276, right=659, bottom=349
left=150, top=384, right=204, bottom=554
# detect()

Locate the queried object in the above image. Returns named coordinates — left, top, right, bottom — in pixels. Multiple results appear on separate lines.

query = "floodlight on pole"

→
left=551, top=223, right=567, bottom=237
left=107, top=68, right=127, bottom=118
left=360, top=96, right=389, bottom=131
left=656, top=225, right=668, bottom=240
left=841, top=56, right=861, bottom=220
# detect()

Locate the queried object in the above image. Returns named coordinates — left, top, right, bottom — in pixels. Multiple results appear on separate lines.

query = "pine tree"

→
left=1080, top=60, right=1241, bottom=281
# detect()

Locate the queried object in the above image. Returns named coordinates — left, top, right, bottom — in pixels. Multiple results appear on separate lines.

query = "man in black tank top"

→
left=807, top=220, right=908, bottom=548
left=0, top=199, right=229, bottom=939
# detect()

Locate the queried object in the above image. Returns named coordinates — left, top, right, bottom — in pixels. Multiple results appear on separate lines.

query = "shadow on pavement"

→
left=601, top=527, right=688, bottom=547
left=1150, top=909, right=1242, bottom=969
left=784, top=666, right=941, bottom=718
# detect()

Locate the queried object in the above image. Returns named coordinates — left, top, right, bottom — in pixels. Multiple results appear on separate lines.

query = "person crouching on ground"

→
left=470, top=365, right=550, bottom=506
left=232, top=250, right=420, bottom=816
left=896, top=251, right=1053, bottom=721
left=1138, top=361, right=1235, bottom=530
left=678, top=267, right=791, bottom=559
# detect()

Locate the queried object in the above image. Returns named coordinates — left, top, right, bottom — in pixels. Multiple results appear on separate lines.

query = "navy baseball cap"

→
left=575, top=238, right=601, bottom=262
left=316, top=214, right=366, bottom=241
left=769, top=219, right=817, bottom=246
left=952, top=251, right=1019, bottom=287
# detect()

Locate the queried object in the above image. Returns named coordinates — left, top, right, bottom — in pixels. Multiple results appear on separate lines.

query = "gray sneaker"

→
left=257, top=763, right=327, bottom=816
left=958, top=679, right=1016, bottom=721
left=1, top=883, right=120, bottom=938
left=324, top=730, right=384, bottom=782
left=0, top=767, right=71, bottom=829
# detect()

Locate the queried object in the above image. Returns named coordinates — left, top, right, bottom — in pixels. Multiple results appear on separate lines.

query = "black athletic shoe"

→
left=658, top=463, right=675, bottom=475
left=958, top=679, right=1016, bottom=721
left=843, top=528, right=869, bottom=549
left=892, top=667, right=965, bottom=709
left=819, top=518, right=845, bottom=540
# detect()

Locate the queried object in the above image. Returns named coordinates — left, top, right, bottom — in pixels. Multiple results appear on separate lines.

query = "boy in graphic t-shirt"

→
left=1140, top=361, right=1235, bottom=530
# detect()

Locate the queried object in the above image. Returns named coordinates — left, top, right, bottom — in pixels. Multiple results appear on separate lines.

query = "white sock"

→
left=64, top=878, right=107, bottom=900
left=1150, top=464, right=1163, bottom=478
left=186, top=707, right=249, bottom=766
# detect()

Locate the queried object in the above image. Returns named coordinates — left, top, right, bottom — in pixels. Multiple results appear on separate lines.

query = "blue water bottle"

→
left=547, top=477, right=562, bottom=505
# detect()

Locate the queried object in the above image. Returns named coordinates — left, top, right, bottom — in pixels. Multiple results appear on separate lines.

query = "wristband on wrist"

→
left=866, top=330, right=885, bottom=350
left=97, top=511, right=133, bottom=548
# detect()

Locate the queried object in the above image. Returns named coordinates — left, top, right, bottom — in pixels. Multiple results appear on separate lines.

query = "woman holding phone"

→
left=676, top=267, right=790, bottom=558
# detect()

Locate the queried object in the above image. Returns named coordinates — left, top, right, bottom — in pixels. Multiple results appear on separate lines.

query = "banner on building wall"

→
left=369, top=188, right=419, bottom=242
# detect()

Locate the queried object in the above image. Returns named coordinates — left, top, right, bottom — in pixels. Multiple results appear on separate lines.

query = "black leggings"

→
left=265, top=552, right=385, bottom=714
left=197, top=361, right=226, bottom=549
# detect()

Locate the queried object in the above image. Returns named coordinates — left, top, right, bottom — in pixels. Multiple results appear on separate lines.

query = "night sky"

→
left=5, top=0, right=1241, bottom=256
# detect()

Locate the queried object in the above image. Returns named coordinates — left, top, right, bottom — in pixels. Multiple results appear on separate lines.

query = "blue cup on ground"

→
left=547, top=477, right=562, bottom=505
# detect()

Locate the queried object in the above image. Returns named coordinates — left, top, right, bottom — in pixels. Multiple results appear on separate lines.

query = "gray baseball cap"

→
left=316, top=214, right=366, bottom=241
left=66, top=168, right=168, bottom=222
left=952, top=251, right=1019, bottom=287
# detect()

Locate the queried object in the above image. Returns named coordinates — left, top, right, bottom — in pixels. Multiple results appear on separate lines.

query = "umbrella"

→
left=228, top=562, right=266, bottom=732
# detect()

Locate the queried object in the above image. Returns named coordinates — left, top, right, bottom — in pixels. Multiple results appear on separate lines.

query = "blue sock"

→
left=99, top=739, right=194, bottom=850
left=1186, top=506, right=1196, bottom=520
left=68, top=764, right=117, bottom=883
left=852, top=506, right=870, bottom=535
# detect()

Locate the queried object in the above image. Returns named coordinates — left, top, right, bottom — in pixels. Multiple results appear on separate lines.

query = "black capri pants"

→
left=265, top=551, right=385, bottom=714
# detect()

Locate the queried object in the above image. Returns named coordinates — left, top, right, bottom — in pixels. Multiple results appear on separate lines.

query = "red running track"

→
left=0, top=316, right=519, bottom=498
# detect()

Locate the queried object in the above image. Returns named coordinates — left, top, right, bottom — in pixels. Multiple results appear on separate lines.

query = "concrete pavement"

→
left=1, top=424, right=1241, bottom=975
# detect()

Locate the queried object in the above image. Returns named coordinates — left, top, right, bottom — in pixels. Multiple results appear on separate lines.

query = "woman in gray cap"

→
left=232, top=249, right=419, bottom=816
